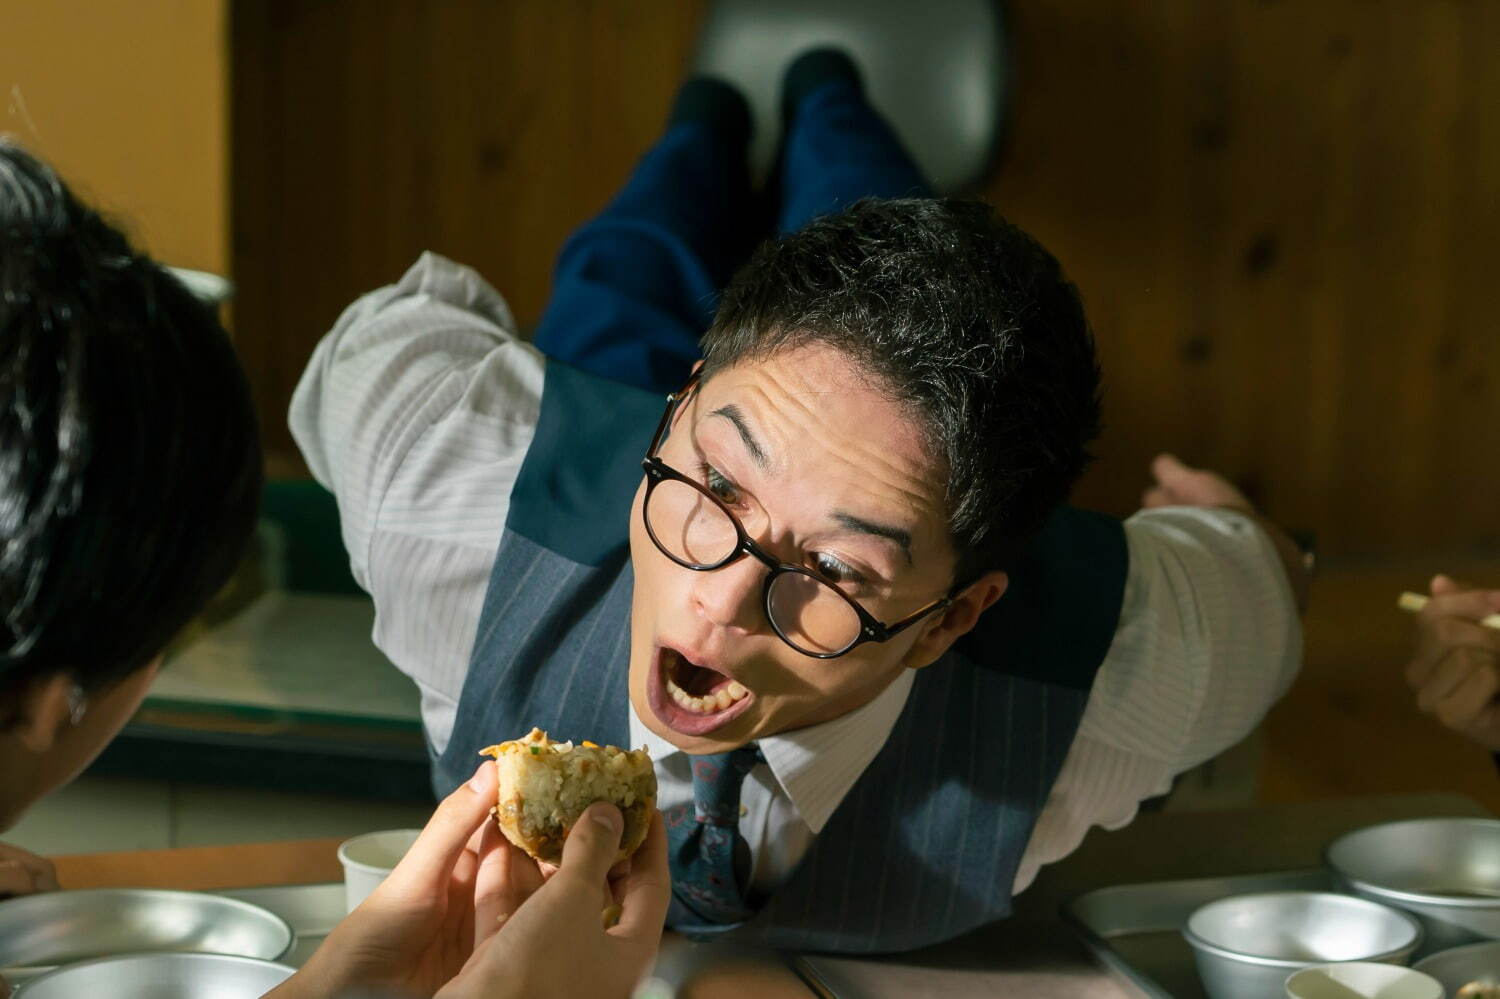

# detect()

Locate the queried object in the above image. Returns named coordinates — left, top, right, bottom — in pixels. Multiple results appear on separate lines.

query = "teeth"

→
left=664, top=663, right=752, bottom=715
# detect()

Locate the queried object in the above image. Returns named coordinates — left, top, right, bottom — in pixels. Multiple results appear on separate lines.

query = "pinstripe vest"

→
left=436, top=361, right=1128, bottom=953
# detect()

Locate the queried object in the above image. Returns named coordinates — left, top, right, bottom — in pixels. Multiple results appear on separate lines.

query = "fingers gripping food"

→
left=1460, top=982, right=1500, bottom=999
left=480, top=728, right=656, bottom=865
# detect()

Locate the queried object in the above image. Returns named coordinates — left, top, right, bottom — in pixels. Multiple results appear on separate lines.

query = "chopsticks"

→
left=1398, top=591, right=1500, bottom=631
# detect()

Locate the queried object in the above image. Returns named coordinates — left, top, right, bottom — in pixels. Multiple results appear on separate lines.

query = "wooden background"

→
left=230, top=1, right=1500, bottom=809
left=231, top=0, right=1500, bottom=561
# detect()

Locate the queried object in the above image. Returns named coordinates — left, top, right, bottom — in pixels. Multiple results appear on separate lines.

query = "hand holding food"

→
left=439, top=802, right=671, bottom=999
left=1404, top=575, right=1500, bottom=751
left=481, top=728, right=655, bottom=865
left=265, top=761, right=501, bottom=999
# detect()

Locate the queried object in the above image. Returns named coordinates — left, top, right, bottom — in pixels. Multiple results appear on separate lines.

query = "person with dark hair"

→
left=0, top=141, right=668, bottom=999
left=293, top=49, right=1307, bottom=953
left=0, top=138, right=263, bottom=865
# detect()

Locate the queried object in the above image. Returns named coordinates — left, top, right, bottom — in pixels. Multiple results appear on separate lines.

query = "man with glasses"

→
left=293, top=49, right=1306, bottom=952
left=640, top=372, right=958, bottom=661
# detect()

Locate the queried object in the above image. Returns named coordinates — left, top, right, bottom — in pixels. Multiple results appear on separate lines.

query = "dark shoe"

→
left=691, top=0, right=1009, bottom=193
left=669, top=75, right=753, bottom=149
left=781, top=47, right=863, bottom=125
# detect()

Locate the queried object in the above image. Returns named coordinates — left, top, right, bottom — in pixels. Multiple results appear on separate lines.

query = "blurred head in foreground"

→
left=0, top=140, right=261, bottom=828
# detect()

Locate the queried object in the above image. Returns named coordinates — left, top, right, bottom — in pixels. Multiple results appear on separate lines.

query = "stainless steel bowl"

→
left=1413, top=940, right=1500, bottom=996
left=1183, top=891, right=1423, bottom=999
left=1328, top=818, right=1500, bottom=954
left=14, top=952, right=295, bottom=998
left=0, top=889, right=293, bottom=984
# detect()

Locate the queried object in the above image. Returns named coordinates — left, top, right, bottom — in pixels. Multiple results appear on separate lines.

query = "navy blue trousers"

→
left=532, top=80, right=932, bottom=395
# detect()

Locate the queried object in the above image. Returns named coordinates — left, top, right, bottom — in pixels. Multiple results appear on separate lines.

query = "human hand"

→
left=0, top=841, right=58, bottom=898
left=1141, top=452, right=1312, bottom=611
left=1405, top=574, right=1500, bottom=751
left=1141, top=453, right=1256, bottom=514
left=267, top=761, right=499, bottom=999
left=438, top=803, right=670, bottom=999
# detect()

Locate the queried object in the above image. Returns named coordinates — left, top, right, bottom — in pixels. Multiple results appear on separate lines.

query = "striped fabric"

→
left=291, top=252, right=1304, bottom=941
left=430, top=359, right=1119, bottom=952
left=435, top=532, right=1090, bottom=952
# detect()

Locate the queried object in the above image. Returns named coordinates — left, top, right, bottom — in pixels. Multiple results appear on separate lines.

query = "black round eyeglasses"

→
left=639, top=373, right=957, bottom=659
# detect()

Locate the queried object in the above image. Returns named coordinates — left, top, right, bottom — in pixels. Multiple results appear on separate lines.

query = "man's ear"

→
left=902, top=570, right=1009, bottom=671
left=4, top=673, right=75, bottom=754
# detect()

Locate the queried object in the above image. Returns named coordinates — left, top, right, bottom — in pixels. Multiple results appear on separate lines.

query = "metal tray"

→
left=219, top=882, right=796, bottom=989
left=221, top=883, right=344, bottom=967
left=0, top=888, right=297, bottom=988
left=1063, top=868, right=1334, bottom=998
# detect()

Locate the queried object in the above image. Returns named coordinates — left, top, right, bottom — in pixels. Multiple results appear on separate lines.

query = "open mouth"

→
left=648, top=645, right=755, bottom=737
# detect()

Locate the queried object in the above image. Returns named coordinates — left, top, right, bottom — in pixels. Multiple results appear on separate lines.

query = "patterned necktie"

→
left=665, top=744, right=764, bottom=924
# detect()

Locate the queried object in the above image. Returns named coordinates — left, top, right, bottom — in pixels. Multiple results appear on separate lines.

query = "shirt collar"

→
left=627, top=668, right=915, bottom=834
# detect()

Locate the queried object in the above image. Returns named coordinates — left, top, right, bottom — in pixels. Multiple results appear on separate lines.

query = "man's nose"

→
left=689, top=553, right=765, bottom=635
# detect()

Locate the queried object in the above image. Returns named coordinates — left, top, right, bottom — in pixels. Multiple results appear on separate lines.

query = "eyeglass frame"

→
left=639, top=371, right=958, bottom=659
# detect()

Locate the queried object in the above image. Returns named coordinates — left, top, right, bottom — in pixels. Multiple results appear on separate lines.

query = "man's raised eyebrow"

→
left=832, top=512, right=914, bottom=567
left=708, top=404, right=769, bottom=469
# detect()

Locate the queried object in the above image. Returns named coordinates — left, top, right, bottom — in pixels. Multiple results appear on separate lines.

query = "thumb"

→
left=557, top=803, right=625, bottom=889
left=1432, top=574, right=1465, bottom=596
left=1151, top=452, right=1192, bottom=485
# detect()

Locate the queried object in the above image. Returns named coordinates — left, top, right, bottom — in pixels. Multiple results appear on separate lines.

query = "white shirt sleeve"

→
left=1013, top=505, right=1302, bottom=892
left=288, top=252, right=544, bottom=752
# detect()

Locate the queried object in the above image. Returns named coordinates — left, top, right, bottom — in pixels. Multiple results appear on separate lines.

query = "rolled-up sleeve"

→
left=289, top=251, right=541, bottom=590
left=288, top=253, right=545, bottom=752
left=1087, top=506, right=1302, bottom=767
left=1015, top=505, right=1302, bottom=892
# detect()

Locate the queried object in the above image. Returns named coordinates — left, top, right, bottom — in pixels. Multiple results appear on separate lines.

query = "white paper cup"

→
left=1285, top=962, right=1445, bottom=999
left=337, top=829, right=421, bottom=912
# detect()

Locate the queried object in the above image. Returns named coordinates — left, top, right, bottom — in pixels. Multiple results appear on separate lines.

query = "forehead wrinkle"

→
left=785, top=384, right=936, bottom=505
left=751, top=376, right=944, bottom=544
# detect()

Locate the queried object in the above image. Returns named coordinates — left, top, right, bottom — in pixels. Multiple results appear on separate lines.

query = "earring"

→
left=67, top=684, right=87, bottom=725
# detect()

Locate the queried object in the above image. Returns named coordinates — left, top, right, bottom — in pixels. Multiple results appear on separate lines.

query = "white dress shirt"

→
left=291, top=252, right=1302, bottom=896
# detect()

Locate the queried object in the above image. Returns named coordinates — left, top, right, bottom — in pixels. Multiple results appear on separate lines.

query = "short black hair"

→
left=0, top=140, right=262, bottom=699
left=701, top=198, right=1101, bottom=584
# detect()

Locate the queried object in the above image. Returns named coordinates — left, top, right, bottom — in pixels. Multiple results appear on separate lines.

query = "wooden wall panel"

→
left=232, top=0, right=1500, bottom=558
left=990, top=1, right=1500, bottom=556
left=231, top=0, right=706, bottom=461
